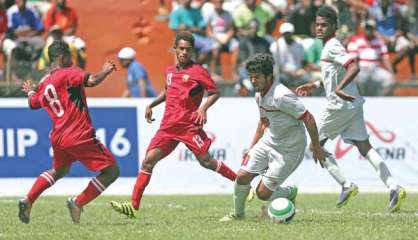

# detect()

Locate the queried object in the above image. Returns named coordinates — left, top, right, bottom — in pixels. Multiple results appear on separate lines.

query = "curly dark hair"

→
left=245, top=53, right=274, bottom=76
left=174, top=31, right=195, bottom=48
left=48, top=40, right=70, bottom=63
left=316, top=5, right=338, bottom=26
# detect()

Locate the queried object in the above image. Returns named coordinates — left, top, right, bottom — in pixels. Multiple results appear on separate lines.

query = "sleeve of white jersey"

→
left=277, top=93, right=307, bottom=120
left=329, top=41, right=353, bottom=67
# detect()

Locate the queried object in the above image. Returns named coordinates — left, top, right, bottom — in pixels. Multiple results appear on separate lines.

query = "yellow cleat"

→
left=110, top=201, right=137, bottom=218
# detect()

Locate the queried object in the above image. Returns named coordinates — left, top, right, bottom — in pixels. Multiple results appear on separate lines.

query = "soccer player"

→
left=19, top=40, right=119, bottom=224
left=110, top=31, right=237, bottom=218
left=295, top=6, right=406, bottom=212
left=221, top=53, right=326, bottom=221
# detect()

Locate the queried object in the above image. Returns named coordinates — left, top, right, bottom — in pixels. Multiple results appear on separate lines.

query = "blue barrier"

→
left=0, top=107, right=139, bottom=177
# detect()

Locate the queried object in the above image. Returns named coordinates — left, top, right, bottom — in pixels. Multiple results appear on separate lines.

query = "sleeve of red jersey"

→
left=199, top=67, right=218, bottom=94
left=29, top=90, right=42, bottom=109
left=68, top=67, right=90, bottom=87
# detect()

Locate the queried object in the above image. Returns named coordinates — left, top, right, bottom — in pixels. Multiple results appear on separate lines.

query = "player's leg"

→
left=220, top=139, right=271, bottom=221
left=352, top=139, right=406, bottom=212
left=187, top=130, right=237, bottom=181
left=18, top=166, right=70, bottom=224
left=131, top=147, right=167, bottom=210
left=220, top=169, right=256, bottom=222
left=66, top=141, right=119, bottom=223
left=319, top=108, right=358, bottom=207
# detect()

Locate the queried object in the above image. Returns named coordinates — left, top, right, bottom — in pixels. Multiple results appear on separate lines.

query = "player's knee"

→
left=141, top=159, right=156, bottom=172
left=236, top=171, right=253, bottom=185
left=53, top=167, right=69, bottom=180
left=198, top=159, right=212, bottom=169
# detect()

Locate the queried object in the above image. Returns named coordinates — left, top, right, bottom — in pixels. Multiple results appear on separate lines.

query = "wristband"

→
left=313, top=81, right=321, bottom=88
left=28, top=90, right=36, bottom=97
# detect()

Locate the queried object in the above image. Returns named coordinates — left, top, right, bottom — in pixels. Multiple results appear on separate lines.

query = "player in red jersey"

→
left=19, top=40, right=119, bottom=224
left=111, top=31, right=237, bottom=218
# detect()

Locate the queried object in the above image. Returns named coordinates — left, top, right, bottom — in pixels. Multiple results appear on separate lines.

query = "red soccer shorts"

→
left=147, top=127, right=212, bottom=158
left=53, top=139, right=116, bottom=171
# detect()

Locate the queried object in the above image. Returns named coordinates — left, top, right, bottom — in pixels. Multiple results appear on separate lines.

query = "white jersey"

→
left=256, top=81, right=307, bottom=151
left=320, top=37, right=364, bottom=110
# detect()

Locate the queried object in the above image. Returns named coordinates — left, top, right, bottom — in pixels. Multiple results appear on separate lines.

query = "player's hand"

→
left=335, top=89, right=355, bottom=102
left=295, top=83, right=315, bottom=96
left=194, top=108, right=207, bottom=128
left=103, top=60, right=117, bottom=73
left=145, top=105, right=155, bottom=123
left=21, top=79, right=37, bottom=94
left=310, top=143, right=326, bottom=168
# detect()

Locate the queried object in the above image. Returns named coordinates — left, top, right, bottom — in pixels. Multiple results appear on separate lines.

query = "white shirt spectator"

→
left=347, top=35, right=388, bottom=69
left=270, top=38, right=305, bottom=73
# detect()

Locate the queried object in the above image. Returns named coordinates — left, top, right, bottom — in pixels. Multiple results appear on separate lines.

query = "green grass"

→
left=1, top=194, right=418, bottom=240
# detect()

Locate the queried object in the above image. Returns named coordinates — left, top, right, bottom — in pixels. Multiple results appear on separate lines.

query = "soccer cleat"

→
left=18, top=198, right=32, bottom=224
left=288, top=186, right=298, bottom=205
left=388, top=186, right=406, bottom=213
left=110, top=201, right=137, bottom=218
left=67, top=197, right=83, bottom=224
left=219, top=213, right=244, bottom=222
left=336, top=183, right=358, bottom=208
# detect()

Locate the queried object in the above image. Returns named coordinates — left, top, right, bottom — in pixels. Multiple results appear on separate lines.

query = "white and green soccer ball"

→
left=267, top=198, right=295, bottom=223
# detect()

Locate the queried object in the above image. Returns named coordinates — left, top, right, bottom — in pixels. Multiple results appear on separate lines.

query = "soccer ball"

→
left=267, top=198, right=296, bottom=223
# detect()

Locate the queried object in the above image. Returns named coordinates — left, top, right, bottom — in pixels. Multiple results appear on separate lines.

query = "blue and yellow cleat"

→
left=110, top=201, right=137, bottom=219
left=388, top=186, right=406, bottom=213
left=336, top=183, right=358, bottom=208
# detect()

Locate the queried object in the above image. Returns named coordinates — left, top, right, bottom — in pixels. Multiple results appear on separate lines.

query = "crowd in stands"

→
left=0, top=0, right=86, bottom=83
left=158, top=0, right=417, bottom=96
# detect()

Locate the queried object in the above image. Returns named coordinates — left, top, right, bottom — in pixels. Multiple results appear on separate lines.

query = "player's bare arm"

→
left=85, top=60, right=117, bottom=87
left=335, top=61, right=360, bottom=102
left=145, top=89, right=166, bottom=123
left=295, top=81, right=322, bottom=96
left=301, top=111, right=326, bottom=167
left=194, top=91, right=220, bottom=128
left=247, top=117, right=269, bottom=152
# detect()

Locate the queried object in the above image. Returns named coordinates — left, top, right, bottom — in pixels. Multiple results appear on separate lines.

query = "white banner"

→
left=1, top=97, right=417, bottom=195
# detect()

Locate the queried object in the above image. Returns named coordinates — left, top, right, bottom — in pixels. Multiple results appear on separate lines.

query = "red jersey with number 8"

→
left=30, top=66, right=94, bottom=149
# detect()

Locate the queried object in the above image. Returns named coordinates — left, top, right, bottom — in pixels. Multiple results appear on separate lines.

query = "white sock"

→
left=268, top=186, right=291, bottom=201
left=234, top=182, right=251, bottom=217
left=323, top=153, right=351, bottom=188
left=366, top=148, right=397, bottom=190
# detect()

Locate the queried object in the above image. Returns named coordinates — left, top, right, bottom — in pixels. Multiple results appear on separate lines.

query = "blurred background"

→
left=0, top=0, right=416, bottom=98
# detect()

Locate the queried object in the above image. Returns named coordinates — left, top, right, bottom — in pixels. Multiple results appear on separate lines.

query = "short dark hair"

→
left=316, top=5, right=338, bottom=26
left=48, top=40, right=70, bottom=62
left=174, top=31, right=195, bottom=48
left=245, top=53, right=274, bottom=76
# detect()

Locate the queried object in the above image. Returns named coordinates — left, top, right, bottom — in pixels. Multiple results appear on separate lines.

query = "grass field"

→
left=1, top=194, right=418, bottom=240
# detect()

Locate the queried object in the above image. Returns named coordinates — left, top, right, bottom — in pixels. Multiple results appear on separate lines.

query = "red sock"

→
left=75, top=177, right=106, bottom=207
left=27, top=171, right=56, bottom=203
left=131, top=170, right=152, bottom=210
left=216, top=160, right=237, bottom=181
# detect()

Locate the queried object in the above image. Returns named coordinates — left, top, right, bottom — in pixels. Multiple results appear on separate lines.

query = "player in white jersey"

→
left=220, top=53, right=325, bottom=221
left=296, top=6, right=406, bottom=212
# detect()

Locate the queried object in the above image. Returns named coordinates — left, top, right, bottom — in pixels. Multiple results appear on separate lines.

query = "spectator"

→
left=3, top=0, right=44, bottom=59
left=286, top=0, right=316, bottom=38
left=270, top=22, right=309, bottom=89
left=43, top=0, right=86, bottom=68
left=169, top=0, right=214, bottom=64
left=118, top=47, right=156, bottom=98
left=206, top=0, right=239, bottom=80
left=0, top=0, right=7, bottom=55
left=235, top=19, right=270, bottom=96
left=368, top=0, right=416, bottom=80
left=347, top=19, right=396, bottom=95
left=36, top=25, right=79, bottom=71
left=232, top=0, right=275, bottom=39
